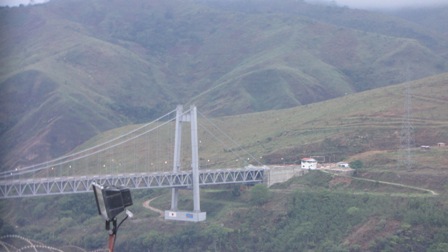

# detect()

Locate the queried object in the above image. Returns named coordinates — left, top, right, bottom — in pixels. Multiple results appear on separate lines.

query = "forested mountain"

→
left=1, top=0, right=448, bottom=169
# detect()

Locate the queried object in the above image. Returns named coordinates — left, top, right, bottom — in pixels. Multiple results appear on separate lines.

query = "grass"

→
left=2, top=2, right=448, bottom=250
left=3, top=0, right=448, bottom=172
left=70, top=71, right=448, bottom=178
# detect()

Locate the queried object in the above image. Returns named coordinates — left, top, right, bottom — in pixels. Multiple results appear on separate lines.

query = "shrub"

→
left=250, top=184, right=271, bottom=206
left=349, top=160, right=363, bottom=169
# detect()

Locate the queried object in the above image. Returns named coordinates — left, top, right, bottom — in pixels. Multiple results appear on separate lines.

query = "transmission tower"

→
left=399, top=79, right=415, bottom=170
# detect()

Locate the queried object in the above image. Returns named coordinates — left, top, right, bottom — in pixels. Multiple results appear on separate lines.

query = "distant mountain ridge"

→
left=1, top=0, right=447, bottom=169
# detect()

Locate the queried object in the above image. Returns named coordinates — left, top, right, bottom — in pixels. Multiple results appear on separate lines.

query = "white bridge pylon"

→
left=165, top=105, right=206, bottom=222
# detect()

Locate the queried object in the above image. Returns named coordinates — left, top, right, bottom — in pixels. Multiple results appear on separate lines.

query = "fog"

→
left=3, top=0, right=448, bottom=9
left=0, top=0, right=48, bottom=7
left=306, top=0, right=448, bottom=10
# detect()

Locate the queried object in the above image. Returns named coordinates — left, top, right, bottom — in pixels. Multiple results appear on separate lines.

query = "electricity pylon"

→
left=399, top=79, right=415, bottom=170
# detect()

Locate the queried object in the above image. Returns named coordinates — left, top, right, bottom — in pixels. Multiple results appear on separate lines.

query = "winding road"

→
left=321, top=170, right=439, bottom=196
left=142, top=196, right=164, bottom=217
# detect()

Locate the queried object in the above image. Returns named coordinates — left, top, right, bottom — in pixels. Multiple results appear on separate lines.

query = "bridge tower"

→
left=164, top=105, right=206, bottom=222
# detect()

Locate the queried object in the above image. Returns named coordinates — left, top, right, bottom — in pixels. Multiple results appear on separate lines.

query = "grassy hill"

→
left=87, top=71, right=448, bottom=179
left=2, top=2, right=448, bottom=249
left=1, top=0, right=448, bottom=170
left=1, top=71, right=448, bottom=251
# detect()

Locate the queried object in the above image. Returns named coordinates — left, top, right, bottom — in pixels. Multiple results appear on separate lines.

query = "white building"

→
left=337, top=162, right=350, bottom=168
left=301, top=158, right=317, bottom=170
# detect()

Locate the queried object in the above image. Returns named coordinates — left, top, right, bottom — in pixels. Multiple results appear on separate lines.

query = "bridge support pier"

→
left=165, top=105, right=206, bottom=222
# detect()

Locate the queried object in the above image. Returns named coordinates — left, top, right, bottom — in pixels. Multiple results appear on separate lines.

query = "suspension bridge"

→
left=0, top=105, right=302, bottom=221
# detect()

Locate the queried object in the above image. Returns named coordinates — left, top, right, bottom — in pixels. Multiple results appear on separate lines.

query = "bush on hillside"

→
left=350, top=160, right=363, bottom=169
left=250, top=184, right=271, bottom=206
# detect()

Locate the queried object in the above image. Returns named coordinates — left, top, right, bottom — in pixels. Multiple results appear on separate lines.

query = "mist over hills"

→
left=390, top=6, right=448, bottom=39
left=1, top=0, right=448, bottom=169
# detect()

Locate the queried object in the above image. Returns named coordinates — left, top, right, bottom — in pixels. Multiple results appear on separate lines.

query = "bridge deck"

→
left=0, top=167, right=268, bottom=198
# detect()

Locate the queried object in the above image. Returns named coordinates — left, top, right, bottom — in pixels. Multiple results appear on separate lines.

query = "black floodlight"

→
left=92, top=182, right=133, bottom=221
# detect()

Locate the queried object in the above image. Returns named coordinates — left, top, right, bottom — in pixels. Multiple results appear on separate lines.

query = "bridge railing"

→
left=0, top=166, right=269, bottom=198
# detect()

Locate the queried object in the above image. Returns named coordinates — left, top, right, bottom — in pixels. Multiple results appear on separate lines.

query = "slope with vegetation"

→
left=1, top=1, right=448, bottom=250
left=1, top=71, right=448, bottom=251
left=1, top=0, right=448, bottom=169
left=1, top=169, right=448, bottom=251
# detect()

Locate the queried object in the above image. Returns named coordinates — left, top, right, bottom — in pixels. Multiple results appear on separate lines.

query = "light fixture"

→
left=92, top=182, right=133, bottom=221
left=92, top=182, right=133, bottom=252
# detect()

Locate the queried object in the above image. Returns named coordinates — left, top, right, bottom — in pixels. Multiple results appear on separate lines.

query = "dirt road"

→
left=320, top=170, right=439, bottom=196
left=142, top=196, right=164, bottom=218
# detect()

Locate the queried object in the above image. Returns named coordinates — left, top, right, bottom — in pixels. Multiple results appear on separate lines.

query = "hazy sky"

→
left=1, top=0, right=448, bottom=9
left=0, top=0, right=48, bottom=6
left=306, top=0, right=448, bottom=9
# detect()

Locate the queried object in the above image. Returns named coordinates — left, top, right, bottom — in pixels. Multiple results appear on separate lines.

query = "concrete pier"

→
left=264, top=165, right=308, bottom=187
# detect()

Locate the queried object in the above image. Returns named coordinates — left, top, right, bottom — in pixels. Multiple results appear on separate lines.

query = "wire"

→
left=0, top=110, right=179, bottom=178
left=0, top=109, right=177, bottom=177
left=116, top=214, right=129, bottom=230
left=197, top=111, right=263, bottom=166
left=112, top=214, right=129, bottom=250
left=185, top=80, right=231, bottom=108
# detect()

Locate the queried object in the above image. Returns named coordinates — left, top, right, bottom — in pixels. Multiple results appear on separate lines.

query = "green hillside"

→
left=1, top=0, right=448, bottom=170
left=2, top=1, right=448, bottom=250
left=86, top=72, right=448, bottom=178
left=2, top=170, right=448, bottom=251
left=1, top=63, right=448, bottom=252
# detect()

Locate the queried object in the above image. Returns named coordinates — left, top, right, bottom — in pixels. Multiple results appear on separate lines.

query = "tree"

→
left=349, top=160, right=363, bottom=169
left=250, top=184, right=271, bottom=206
left=428, top=243, right=448, bottom=252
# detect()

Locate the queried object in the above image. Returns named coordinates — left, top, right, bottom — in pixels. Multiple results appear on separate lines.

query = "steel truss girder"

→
left=0, top=167, right=268, bottom=198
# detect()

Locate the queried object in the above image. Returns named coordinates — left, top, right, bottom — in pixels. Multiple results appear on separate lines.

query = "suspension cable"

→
left=198, top=111, right=262, bottom=166
left=0, top=109, right=178, bottom=177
